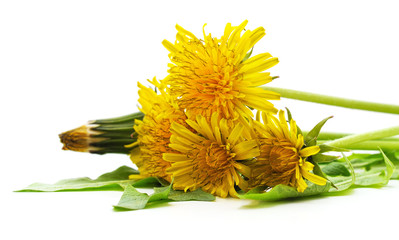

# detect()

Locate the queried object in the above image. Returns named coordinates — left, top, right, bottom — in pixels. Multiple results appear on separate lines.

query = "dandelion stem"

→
left=318, top=140, right=399, bottom=151
left=324, top=125, right=399, bottom=149
left=303, top=131, right=399, bottom=142
left=262, top=86, right=399, bottom=115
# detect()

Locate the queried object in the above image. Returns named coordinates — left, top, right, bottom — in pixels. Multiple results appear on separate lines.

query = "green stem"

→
left=303, top=131, right=399, bottom=142
left=318, top=140, right=399, bottom=151
left=324, top=126, right=399, bottom=148
left=263, top=86, right=399, bottom=115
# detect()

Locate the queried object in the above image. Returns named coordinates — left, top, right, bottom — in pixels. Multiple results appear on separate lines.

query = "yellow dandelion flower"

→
left=248, top=110, right=327, bottom=192
left=128, top=78, right=188, bottom=182
left=163, top=112, right=260, bottom=198
left=162, top=20, right=280, bottom=124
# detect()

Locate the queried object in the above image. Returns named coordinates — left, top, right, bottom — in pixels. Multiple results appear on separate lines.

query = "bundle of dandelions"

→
left=22, top=21, right=399, bottom=210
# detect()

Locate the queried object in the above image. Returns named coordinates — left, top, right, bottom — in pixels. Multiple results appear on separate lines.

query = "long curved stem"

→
left=263, top=86, right=399, bottom=115
left=318, top=140, right=399, bottom=151
left=324, top=126, right=399, bottom=148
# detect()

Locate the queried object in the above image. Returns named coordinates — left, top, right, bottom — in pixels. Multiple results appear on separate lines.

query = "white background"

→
left=1, top=0, right=399, bottom=239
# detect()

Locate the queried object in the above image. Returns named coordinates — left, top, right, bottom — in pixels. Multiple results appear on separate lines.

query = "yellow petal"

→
left=299, top=146, right=320, bottom=157
left=301, top=169, right=327, bottom=186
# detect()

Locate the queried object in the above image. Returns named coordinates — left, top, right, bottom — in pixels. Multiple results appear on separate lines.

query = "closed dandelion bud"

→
left=59, top=112, right=143, bottom=154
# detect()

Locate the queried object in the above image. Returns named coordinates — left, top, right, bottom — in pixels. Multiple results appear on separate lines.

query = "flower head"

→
left=248, top=110, right=327, bottom=192
left=164, top=113, right=260, bottom=198
left=162, top=20, right=279, bottom=124
left=129, top=78, right=187, bottom=182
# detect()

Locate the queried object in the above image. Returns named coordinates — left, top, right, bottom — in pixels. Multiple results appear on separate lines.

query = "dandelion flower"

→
left=164, top=113, right=260, bottom=198
left=162, top=20, right=280, bottom=124
left=248, top=110, right=327, bottom=192
left=128, top=78, right=187, bottom=182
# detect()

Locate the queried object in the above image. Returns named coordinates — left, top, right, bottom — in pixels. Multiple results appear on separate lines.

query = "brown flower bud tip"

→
left=59, top=125, right=102, bottom=152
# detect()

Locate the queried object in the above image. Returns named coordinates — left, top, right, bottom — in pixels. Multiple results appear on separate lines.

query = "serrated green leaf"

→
left=114, top=185, right=171, bottom=211
left=239, top=182, right=331, bottom=201
left=148, top=185, right=171, bottom=202
left=332, top=168, right=392, bottom=189
left=305, top=116, right=333, bottom=146
left=17, top=166, right=139, bottom=192
left=310, top=161, right=338, bottom=189
left=113, top=183, right=216, bottom=211
left=327, top=153, right=355, bottom=192
left=113, top=185, right=150, bottom=210
left=350, top=158, right=383, bottom=168
left=168, top=189, right=216, bottom=201
left=354, top=169, right=387, bottom=186
left=322, top=162, right=351, bottom=176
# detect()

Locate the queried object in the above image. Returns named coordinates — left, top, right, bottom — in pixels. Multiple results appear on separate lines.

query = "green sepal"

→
left=156, top=177, right=172, bottom=186
left=318, top=144, right=349, bottom=154
left=286, top=107, right=293, bottom=122
left=312, top=153, right=339, bottom=163
left=305, top=116, right=333, bottom=146
left=285, top=107, right=303, bottom=136
left=91, top=112, right=144, bottom=125
left=241, top=47, right=254, bottom=62
left=379, top=148, right=395, bottom=185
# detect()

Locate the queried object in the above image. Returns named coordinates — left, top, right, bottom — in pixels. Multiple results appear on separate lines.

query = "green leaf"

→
left=168, top=189, right=216, bottom=201
left=17, top=166, right=139, bottom=192
left=114, top=185, right=171, bottom=211
left=148, top=185, right=171, bottom=202
left=330, top=154, right=394, bottom=189
left=113, top=184, right=215, bottom=211
left=354, top=169, right=387, bottom=186
left=239, top=182, right=331, bottom=201
left=305, top=116, right=333, bottom=146
left=310, top=161, right=337, bottom=189
left=327, top=153, right=355, bottom=192
left=113, top=185, right=150, bottom=210
left=322, top=162, right=351, bottom=176
left=131, top=177, right=162, bottom=188
left=347, top=153, right=385, bottom=168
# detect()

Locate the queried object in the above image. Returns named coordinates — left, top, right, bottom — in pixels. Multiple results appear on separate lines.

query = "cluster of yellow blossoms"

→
left=129, top=20, right=327, bottom=198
